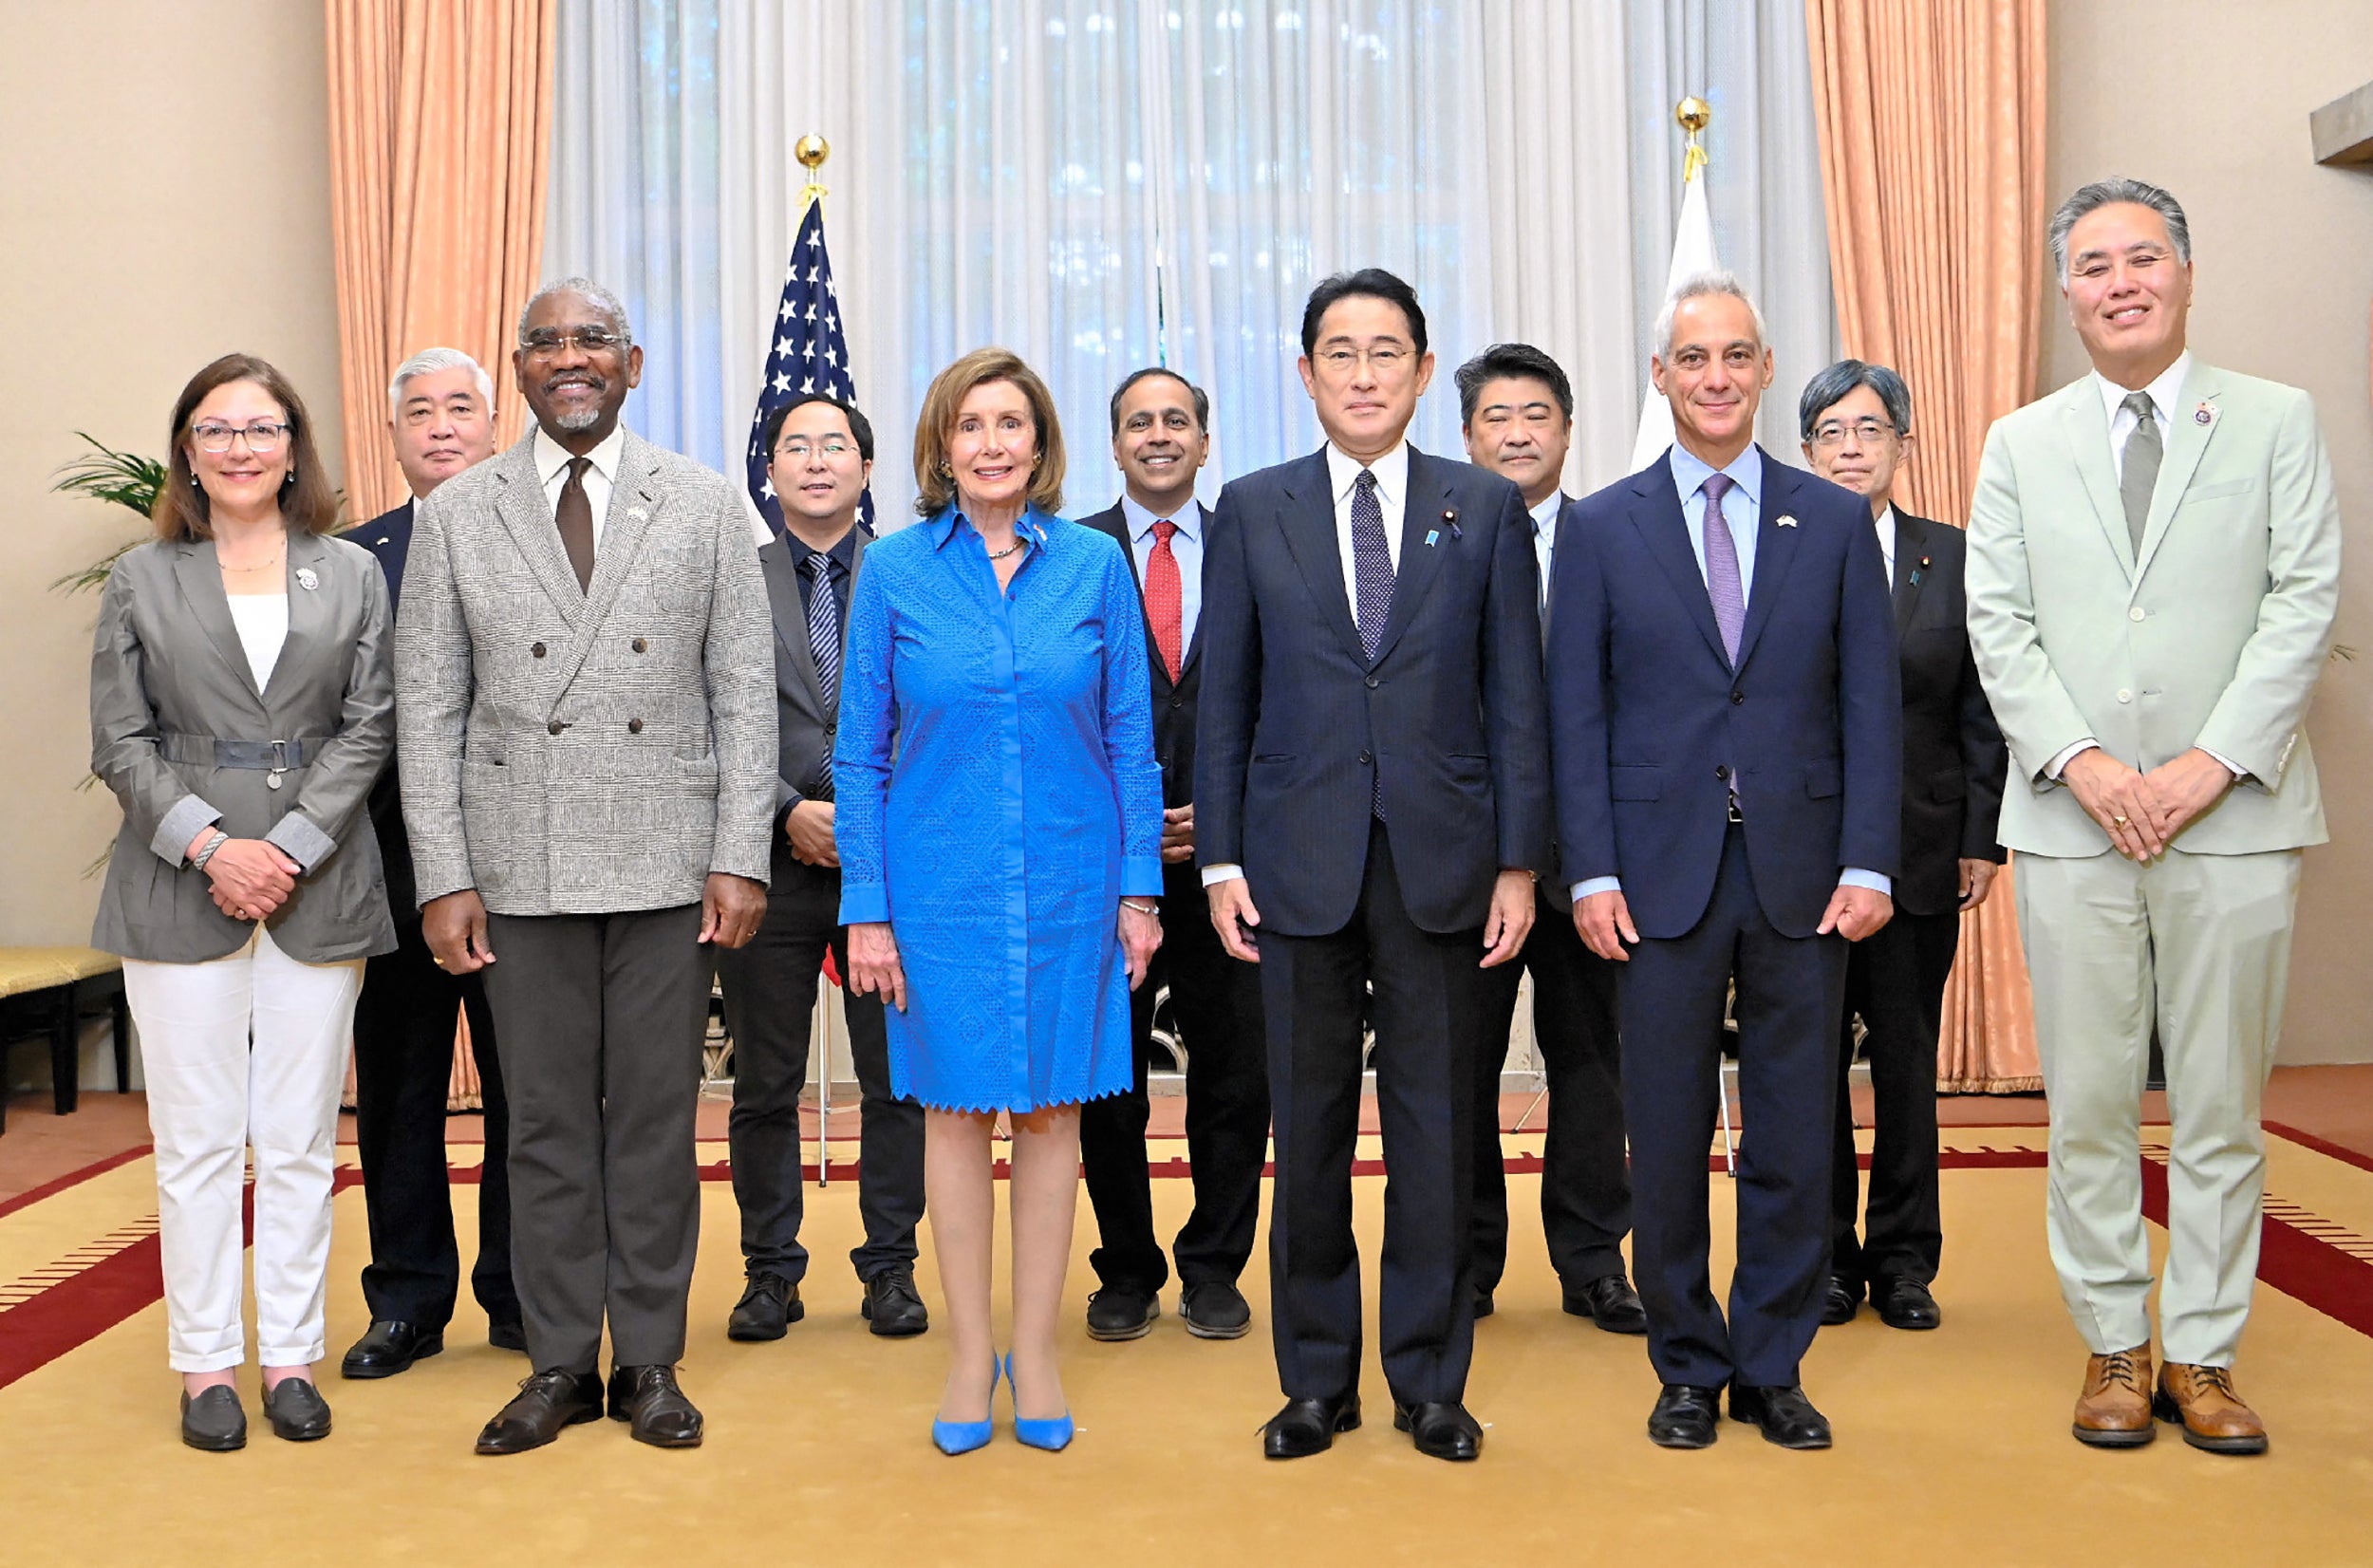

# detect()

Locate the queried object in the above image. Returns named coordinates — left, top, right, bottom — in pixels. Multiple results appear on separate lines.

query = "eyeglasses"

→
left=519, top=327, right=628, bottom=358
left=1313, top=345, right=1411, bottom=374
left=1808, top=417, right=1897, bottom=449
left=774, top=438, right=855, bottom=461
left=190, top=420, right=290, bottom=455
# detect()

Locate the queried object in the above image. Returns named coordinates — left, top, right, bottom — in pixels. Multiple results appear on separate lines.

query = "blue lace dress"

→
left=834, top=508, right=1163, bottom=1112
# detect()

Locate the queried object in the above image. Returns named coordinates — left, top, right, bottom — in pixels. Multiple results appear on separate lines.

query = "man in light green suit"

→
left=1968, top=178, right=2339, bottom=1458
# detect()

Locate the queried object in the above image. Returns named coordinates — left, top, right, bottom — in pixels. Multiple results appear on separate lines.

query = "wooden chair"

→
left=0, top=946, right=132, bottom=1133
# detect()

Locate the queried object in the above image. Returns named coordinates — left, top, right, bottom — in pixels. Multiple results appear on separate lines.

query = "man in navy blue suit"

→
left=339, top=347, right=521, bottom=1378
left=1548, top=272, right=1900, bottom=1450
left=1199, top=269, right=1551, bottom=1463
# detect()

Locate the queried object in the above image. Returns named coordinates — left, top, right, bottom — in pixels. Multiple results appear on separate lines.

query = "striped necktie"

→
left=803, top=550, right=841, bottom=713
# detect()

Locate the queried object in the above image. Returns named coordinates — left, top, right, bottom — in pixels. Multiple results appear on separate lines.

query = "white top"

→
left=1875, top=502, right=1897, bottom=585
left=226, top=592, right=289, bottom=691
left=533, top=423, right=626, bottom=550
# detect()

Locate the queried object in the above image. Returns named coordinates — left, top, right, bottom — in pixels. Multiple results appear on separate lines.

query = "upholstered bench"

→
left=0, top=946, right=131, bottom=1132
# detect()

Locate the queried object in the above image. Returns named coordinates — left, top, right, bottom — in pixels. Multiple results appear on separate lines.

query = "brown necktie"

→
left=555, top=456, right=596, bottom=591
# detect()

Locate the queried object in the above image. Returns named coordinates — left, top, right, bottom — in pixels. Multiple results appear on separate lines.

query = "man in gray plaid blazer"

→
left=396, top=278, right=776, bottom=1454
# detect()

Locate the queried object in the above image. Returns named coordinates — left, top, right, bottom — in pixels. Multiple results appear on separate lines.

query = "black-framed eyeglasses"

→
left=1808, top=417, right=1897, bottom=449
left=1313, top=344, right=1411, bottom=374
left=191, top=420, right=291, bottom=455
left=519, top=327, right=628, bottom=358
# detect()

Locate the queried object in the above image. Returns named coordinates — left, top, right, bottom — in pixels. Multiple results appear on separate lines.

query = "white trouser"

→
left=123, top=925, right=363, bottom=1372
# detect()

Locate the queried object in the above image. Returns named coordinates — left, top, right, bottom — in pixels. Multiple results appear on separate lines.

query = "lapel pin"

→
left=1425, top=530, right=1440, bottom=548
left=1909, top=553, right=1930, bottom=588
left=294, top=567, right=319, bottom=591
left=2194, top=402, right=2214, bottom=426
left=628, top=506, right=648, bottom=520
left=1777, top=514, right=1798, bottom=529
left=374, top=535, right=389, bottom=546
left=1443, top=508, right=1462, bottom=540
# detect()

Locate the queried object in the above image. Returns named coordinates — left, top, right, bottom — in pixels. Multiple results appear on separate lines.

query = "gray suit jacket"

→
left=89, top=531, right=397, bottom=963
left=757, top=525, right=868, bottom=818
left=1967, top=361, right=2338, bottom=858
left=395, top=429, right=776, bottom=916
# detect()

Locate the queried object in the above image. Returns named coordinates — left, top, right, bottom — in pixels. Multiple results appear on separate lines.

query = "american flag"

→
left=744, top=199, right=871, bottom=535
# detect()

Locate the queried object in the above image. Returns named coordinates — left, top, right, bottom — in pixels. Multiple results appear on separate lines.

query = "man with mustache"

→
left=342, top=348, right=523, bottom=1379
left=397, top=278, right=776, bottom=1454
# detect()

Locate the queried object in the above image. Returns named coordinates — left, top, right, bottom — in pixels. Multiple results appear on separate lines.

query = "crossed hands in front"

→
left=2061, top=744, right=2234, bottom=863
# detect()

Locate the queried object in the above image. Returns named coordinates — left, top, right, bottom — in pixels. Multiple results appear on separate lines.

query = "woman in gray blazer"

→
left=89, top=354, right=396, bottom=1451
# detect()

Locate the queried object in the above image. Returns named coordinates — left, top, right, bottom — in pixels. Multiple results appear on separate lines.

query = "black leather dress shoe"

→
left=476, top=1369, right=604, bottom=1455
left=179, top=1385, right=247, bottom=1452
left=261, top=1376, right=332, bottom=1441
left=1729, top=1383, right=1833, bottom=1449
left=1821, top=1274, right=1862, bottom=1326
left=1180, top=1280, right=1252, bottom=1339
left=1262, top=1393, right=1361, bottom=1459
left=1085, top=1285, right=1160, bottom=1341
left=1564, top=1272, right=1649, bottom=1335
left=1874, top=1276, right=1941, bottom=1331
left=1393, top=1400, right=1484, bottom=1462
left=341, top=1319, right=444, bottom=1380
left=727, top=1272, right=804, bottom=1341
left=1647, top=1384, right=1722, bottom=1448
left=607, top=1364, right=703, bottom=1447
left=487, top=1317, right=528, bottom=1353
left=861, top=1265, right=929, bottom=1337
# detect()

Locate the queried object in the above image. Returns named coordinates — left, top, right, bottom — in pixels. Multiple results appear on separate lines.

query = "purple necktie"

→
left=1701, top=472, right=1746, bottom=666
left=1351, top=467, right=1393, bottom=817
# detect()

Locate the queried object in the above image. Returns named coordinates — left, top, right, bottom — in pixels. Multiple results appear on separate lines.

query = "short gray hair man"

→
left=516, top=276, right=634, bottom=345
left=387, top=346, right=495, bottom=420
left=2046, top=177, right=2191, bottom=287
left=1654, top=269, right=1769, bottom=356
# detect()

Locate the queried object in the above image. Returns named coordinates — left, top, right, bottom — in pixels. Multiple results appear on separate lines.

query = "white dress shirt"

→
left=533, top=423, right=626, bottom=551
left=1875, top=502, right=1897, bottom=585
left=1528, top=491, right=1563, bottom=612
left=1120, top=492, right=1203, bottom=652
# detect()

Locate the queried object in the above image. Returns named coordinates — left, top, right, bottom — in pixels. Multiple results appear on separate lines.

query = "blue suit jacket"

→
left=1547, top=448, right=1900, bottom=940
left=346, top=501, right=418, bottom=915
left=1196, top=446, right=1550, bottom=937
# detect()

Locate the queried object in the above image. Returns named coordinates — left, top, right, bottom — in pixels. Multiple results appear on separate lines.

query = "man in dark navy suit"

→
left=1199, top=269, right=1551, bottom=1463
left=341, top=347, right=520, bottom=1377
left=1548, top=273, right=1900, bottom=1451
left=1076, top=368, right=1269, bottom=1345
left=1797, top=361, right=2007, bottom=1335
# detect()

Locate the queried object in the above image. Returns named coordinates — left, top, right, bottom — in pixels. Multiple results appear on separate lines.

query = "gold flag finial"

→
left=1676, top=97, right=1710, bottom=183
left=794, top=134, right=831, bottom=208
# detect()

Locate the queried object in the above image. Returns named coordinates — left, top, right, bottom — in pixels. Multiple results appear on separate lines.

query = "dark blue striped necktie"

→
left=803, top=550, right=841, bottom=711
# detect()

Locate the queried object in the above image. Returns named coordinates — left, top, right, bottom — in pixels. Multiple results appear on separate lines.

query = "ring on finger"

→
left=2112, top=814, right=2129, bottom=825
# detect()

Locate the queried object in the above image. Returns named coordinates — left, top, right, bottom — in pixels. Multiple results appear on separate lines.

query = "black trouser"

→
left=715, top=849, right=923, bottom=1286
left=351, top=918, right=515, bottom=1331
left=1262, top=821, right=1483, bottom=1408
left=1471, top=886, right=1630, bottom=1295
left=1831, top=905, right=1955, bottom=1288
left=1619, top=825, right=1845, bottom=1391
left=1080, top=856, right=1269, bottom=1297
left=479, top=904, right=707, bottom=1375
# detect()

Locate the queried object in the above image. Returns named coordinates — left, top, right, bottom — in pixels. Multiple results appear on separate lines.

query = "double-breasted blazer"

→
left=89, top=530, right=398, bottom=963
left=757, top=523, right=867, bottom=817
left=394, top=429, right=778, bottom=917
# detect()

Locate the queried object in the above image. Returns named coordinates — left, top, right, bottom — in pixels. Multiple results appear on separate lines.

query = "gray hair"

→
left=2047, top=177, right=2190, bottom=287
left=386, top=346, right=495, bottom=420
left=516, top=276, right=634, bottom=345
left=1798, top=359, right=1913, bottom=442
left=1654, top=270, right=1768, bottom=358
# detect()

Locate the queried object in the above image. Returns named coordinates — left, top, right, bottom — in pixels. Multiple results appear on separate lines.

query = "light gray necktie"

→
left=2119, top=391, right=2159, bottom=553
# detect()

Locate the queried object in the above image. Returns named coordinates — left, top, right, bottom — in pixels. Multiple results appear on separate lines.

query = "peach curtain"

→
left=326, top=0, right=556, bottom=522
left=1805, top=0, right=2049, bottom=1092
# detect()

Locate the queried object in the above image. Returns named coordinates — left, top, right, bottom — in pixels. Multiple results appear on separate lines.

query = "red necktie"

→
left=1146, top=518, right=1183, bottom=681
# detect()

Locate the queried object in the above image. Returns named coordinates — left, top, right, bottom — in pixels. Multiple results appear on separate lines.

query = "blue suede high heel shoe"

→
left=931, top=1358, right=1000, bottom=1456
left=1002, top=1352, right=1074, bottom=1452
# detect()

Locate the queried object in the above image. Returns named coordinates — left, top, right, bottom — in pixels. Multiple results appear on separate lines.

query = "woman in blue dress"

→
left=837, top=348, right=1164, bottom=1453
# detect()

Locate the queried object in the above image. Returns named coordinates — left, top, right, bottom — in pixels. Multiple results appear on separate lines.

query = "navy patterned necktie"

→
left=1351, top=467, right=1392, bottom=658
left=803, top=551, right=841, bottom=714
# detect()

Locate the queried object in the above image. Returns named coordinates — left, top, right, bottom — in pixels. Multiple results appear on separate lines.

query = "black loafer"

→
left=1393, top=1399, right=1483, bottom=1462
left=861, top=1265, right=929, bottom=1337
left=1564, top=1272, right=1649, bottom=1335
left=1820, top=1274, right=1862, bottom=1327
left=341, top=1319, right=444, bottom=1379
left=727, top=1272, right=804, bottom=1341
left=261, top=1376, right=332, bottom=1441
left=487, top=1316, right=529, bottom=1353
left=1729, top=1383, right=1833, bottom=1449
left=475, top=1369, right=604, bottom=1455
left=607, top=1364, right=703, bottom=1447
left=1647, top=1384, right=1722, bottom=1448
left=1874, top=1276, right=1941, bottom=1331
left=179, top=1385, right=247, bottom=1452
left=1085, top=1285, right=1160, bottom=1341
left=1262, top=1393, right=1361, bottom=1459
left=1179, top=1280, right=1252, bottom=1340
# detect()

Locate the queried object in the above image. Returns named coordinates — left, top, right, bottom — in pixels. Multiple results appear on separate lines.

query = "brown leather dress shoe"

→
left=476, top=1369, right=605, bottom=1455
left=607, top=1364, right=704, bottom=1448
left=2154, top=1363, right=2268, bottom=1455
left=2071, top=1344, right=2156, bottom=1448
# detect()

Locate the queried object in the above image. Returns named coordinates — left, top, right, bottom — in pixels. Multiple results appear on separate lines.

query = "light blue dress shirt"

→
left=1571, top=444, right=1888, bottom=905
left=1120, top=493, right=1202, bottom=653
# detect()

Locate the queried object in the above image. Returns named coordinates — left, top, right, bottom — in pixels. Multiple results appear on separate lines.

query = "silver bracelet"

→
left=1119, top=899, right=1160, bottom=916
left=191, top=830, right=229, bottom=870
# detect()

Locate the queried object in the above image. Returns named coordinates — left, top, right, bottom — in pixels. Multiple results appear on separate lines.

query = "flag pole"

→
left=795, top=133, right=831, bottom=211
left=1677, top=95, right=1710, bottom=183
left=794, top=138, right=837, bottom=1191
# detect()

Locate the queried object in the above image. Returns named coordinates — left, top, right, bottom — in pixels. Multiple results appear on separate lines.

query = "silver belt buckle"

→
left=267, top=738, right=289, bottom=792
